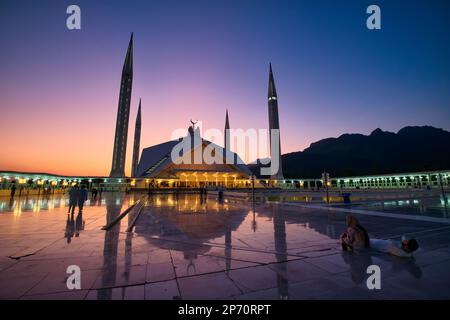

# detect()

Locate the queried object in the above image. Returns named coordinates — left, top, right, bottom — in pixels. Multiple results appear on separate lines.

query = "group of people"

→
left=68, top=185, right=88, bottom=214
left=340, top=215, right=419, bottom=258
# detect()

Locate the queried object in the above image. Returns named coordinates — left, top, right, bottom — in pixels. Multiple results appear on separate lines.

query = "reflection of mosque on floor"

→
left=137, top=196, right=289, bottom=299
left=134, top=195, right=246, bottom=255
left=257, top=206, right=342, bottom=241
left=146, top=193, right=229, bottom=213
left=97, top=194, right=291, bottom=299
left=96, top=194, right=423, bottom=299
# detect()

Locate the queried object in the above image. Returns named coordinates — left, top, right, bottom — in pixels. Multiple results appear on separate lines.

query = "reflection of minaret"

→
left=267, top=63, right=284, bottom=179
left=110, top=33, right=134, bottom=178
left=224, top=225, right=232, bottom=273
left=122, top=214, right=134, bottom=299
left=98, top=195, right=123, bottom=300
left=273, top=207, right=289, bottom=299
left=131, top=99, right=142, bottom=177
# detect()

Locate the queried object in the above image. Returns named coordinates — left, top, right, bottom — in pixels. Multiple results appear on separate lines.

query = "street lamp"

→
left=322, top=171, right=330, bottom=204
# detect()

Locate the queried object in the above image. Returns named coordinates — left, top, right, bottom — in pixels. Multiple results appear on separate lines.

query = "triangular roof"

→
left=136, top=132, right=252, bottom=178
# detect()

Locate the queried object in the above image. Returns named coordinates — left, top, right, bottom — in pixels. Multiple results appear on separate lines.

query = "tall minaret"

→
left=223, top=109, right=234, bottom=164
left=268, top=63, right=284, bottom=179
left=131, top=99, right=142, bottom=177
left=110, top=33, right=133, bottom=178
left=224, top=109, right=230, bottom=151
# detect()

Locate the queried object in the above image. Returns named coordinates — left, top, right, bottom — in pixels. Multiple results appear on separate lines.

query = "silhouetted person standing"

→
left=10, top=184, right=16, bottom=198
left=68, top=186, right=79, bottom=214
left=78, top=185, right=88, bottom=213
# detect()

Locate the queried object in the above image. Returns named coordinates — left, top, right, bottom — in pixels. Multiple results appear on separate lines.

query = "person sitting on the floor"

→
left=340, top=215, right=370, bottom=252
left=370, top=237, right=419, bottom=258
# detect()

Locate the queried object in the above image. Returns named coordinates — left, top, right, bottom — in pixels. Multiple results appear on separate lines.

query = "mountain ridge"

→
left=249, top=126, right=450, bottom=179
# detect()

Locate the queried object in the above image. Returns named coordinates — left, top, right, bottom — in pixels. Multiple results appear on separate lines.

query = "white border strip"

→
left=284, top=203, right=450, bottom=224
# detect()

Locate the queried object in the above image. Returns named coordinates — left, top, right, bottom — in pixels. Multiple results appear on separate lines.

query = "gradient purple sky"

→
left=1, top=0, right=450, bottom=176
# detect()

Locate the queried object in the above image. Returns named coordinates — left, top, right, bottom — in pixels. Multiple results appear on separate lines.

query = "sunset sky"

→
left=1, top=0, right=450, bottom=176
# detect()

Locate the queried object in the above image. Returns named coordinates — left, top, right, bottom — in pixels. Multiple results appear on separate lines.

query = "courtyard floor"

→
left=0, top=192, right=449, bottom=299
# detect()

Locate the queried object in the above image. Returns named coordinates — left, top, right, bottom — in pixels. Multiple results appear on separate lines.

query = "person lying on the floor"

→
left=340, top=215, right=370, bottom=252
left=370, top=237, right=419, bottom=258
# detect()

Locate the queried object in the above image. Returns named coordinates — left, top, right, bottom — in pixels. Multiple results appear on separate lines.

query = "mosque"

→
left=1, top=33, right=449, bottom=194
left=109, top=34, right=283, bottom=189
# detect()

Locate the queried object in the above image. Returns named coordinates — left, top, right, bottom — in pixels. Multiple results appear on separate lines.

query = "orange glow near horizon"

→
left=2, top=1, right=450, bottom=178
left=0, top=91, right=312, bottom=177
left=0, top=60, right=318, bottom=177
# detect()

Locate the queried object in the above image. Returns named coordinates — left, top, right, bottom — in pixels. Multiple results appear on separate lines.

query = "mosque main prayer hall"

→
left=109, top=33, right=282, bottom=190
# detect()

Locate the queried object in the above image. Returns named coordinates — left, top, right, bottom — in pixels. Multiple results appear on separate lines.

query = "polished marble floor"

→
left=342, top=196, right=450, bottom=218
left=0, top=192, right=449, bottom=300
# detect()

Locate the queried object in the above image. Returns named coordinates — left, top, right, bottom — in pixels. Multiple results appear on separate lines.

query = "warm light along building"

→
left=109, top=35, right=285, bottom=188
left=134, top=123, right=253, bottom=188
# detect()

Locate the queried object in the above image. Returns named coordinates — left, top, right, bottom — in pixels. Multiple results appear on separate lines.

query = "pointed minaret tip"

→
left=122, top=33, right=133, bottom=75
left=131, top=94, right=142, bottom=178
left=135, top=99, right=142, bottom=125
left=225, top=109, right=230, bottom=129
left=268, top=63, right=277, bottom=98
left=128, top=32, right=134, bottom=48
left=224, top=109, right=231, bottom=152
